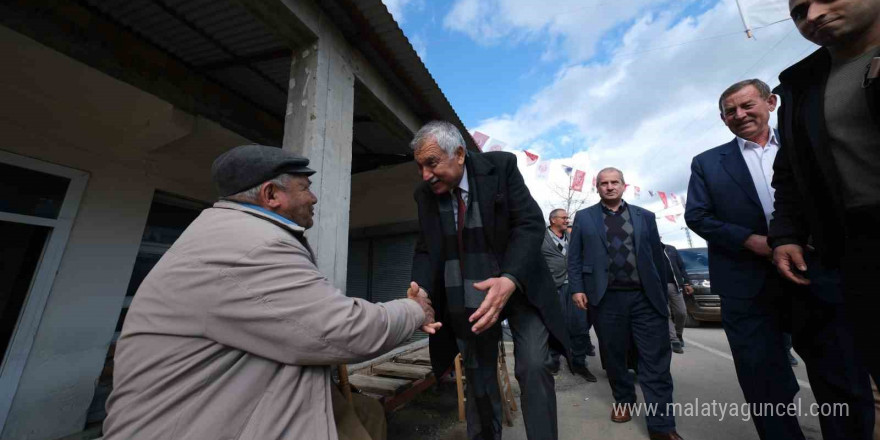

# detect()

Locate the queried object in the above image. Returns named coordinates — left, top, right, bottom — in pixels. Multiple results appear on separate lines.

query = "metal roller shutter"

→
left=370, top=233, right=426, bottom=343
left=370, top=234, right=416, bottom=304
left=345, top=239, right=370, bottom=299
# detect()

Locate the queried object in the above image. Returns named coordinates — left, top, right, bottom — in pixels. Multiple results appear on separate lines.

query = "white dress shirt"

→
left=736, top=129, right=779, bottom=226
left=451, top=166, right=469, bottom=228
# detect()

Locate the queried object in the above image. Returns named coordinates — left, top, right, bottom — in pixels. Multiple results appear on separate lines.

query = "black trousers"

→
left=456, top=294, right=557, bottom=440
left=843, top=208, right=880, bottom=387
left=550, top=283, right=593, bottom=369
left=722, top=267, right=874, bottom=440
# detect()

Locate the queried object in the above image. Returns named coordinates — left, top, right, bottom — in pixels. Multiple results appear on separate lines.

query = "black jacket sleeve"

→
left=411, top=189, right=435, bottom=296
left=769, top=139, right=809, bottom=248
left=498, top=155, right=546, bottom=286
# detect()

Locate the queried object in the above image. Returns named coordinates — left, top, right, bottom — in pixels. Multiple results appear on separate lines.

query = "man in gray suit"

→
left=543, top=209, right=597, bottom=382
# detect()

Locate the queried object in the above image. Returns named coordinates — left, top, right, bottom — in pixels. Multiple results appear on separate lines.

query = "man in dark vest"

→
left=569, top=168, right=680, bottom=440
left=409, top=121, right=568, bottom=440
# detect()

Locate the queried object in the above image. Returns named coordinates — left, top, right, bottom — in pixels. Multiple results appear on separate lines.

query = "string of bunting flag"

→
left=470, top=130, right=687, bottom=224
left=556, top=165, right=687, bottom=223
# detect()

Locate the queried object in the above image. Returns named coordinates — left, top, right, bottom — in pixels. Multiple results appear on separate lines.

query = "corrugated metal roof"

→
left=81, top=0, right=291, bottom=118
left=76, top=0, right=474, bottom=150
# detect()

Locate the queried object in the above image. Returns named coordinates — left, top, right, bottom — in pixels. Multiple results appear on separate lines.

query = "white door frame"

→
left=0, top=150, right=89, bottom=432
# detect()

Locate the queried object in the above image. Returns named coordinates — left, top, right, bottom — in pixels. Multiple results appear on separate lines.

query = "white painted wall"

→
left=0, top=26, right=247, bottom=439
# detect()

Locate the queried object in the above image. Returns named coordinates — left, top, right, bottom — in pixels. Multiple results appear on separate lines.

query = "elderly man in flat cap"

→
left=103, top=145, right=440, bottom=440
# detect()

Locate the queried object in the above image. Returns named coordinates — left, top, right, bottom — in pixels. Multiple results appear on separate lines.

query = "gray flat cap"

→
left=211, top=144, right=315, bottom=197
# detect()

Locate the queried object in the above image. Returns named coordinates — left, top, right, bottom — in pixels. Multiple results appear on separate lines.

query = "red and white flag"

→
left=634, top=186, right=641, bottom=199
left=523, top=150, right=539, bottom=166
left=471, top=131, right=490, bottom=151
left=658, top=191, right=669, bottom=209
left=537, top=161, right=549, bottom=179
left=591, top=176, right=597, bottom=193
left=665, top=215, right=677, bottom=223
left=670, top=192, right=680, bottom=206
left=571, top=170, right=586, bottom=192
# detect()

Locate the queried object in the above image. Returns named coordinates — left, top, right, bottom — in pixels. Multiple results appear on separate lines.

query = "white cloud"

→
left=444, top=0, right=670, bottom=62
left=410, top=34, right=428, bottom=61
left=383, top=0, right=413, bottom=24
left=459, top=0, right=817, bottom=249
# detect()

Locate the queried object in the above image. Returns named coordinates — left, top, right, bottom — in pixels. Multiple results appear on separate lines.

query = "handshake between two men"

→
left=407, top=275, right=519, bottom=336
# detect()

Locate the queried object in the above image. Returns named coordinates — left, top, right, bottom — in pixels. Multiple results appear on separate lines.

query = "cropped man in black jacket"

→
left=771, top=0, right=880, bottom=391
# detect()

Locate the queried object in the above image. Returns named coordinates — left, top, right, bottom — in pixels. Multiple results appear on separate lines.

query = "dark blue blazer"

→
left=567, top=202, right=668, bottom=316
left=684, top=138, right=773, bottom=299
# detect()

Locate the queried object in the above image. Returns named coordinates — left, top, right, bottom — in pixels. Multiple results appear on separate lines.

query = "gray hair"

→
left=596, top=167, right=625, bottom=185
left=222, top=173, right=294, bottom=204
left=410, top=120, right=466, bottom=156
left=718, top=79, right=772, bottom=112
left=549, top=208, right=566, bottom=222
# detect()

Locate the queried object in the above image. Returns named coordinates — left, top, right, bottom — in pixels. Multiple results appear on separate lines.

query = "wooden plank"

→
left=347, top=338, right=429, bottom=374
left=348, top=374, right=412, bottom=397
left=373, top=362, right=432, bottom=380
left=396, top=347, right=431, bottom=365
left=383, top=375, right=437, bottom=413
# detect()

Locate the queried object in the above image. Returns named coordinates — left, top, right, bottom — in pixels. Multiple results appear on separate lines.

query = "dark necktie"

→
left=456, top=188, right=466, bottom=265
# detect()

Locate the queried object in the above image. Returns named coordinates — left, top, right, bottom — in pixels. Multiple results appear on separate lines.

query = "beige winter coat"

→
left=103, top=201, right=424, bottom=439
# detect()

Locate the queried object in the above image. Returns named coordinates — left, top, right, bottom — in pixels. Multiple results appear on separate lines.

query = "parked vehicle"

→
left=678, top=247, right=720, bottom=327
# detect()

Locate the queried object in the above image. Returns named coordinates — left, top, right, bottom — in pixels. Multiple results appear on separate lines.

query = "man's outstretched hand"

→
left=469, top=277, right=516, bottom=335
left=772, top=244, right=810, bottom=286
left=407, top=282, right=442, bottom=334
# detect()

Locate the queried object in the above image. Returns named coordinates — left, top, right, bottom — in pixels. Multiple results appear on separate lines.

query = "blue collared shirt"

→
left=238, top=203, right=301, bottom=228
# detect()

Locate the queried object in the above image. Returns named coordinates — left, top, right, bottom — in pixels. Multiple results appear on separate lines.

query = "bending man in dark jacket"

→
left=409, top=121, right=569, bottom=440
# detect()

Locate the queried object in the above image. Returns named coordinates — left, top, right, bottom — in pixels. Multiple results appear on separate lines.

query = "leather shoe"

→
left=648, top=430, right=684, bottom=440
left=671, top=341, right=683, bottom=354
left=611, top=405, right=632, bottom=423
left=571, top=364, right=598, bottom=382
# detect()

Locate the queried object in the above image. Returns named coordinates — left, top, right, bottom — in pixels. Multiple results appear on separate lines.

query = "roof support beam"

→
left=195, top=48, right=292, bottom=71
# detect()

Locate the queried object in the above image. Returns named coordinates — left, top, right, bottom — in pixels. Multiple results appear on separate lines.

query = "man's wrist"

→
left=500, top=273, right=521, bottom=292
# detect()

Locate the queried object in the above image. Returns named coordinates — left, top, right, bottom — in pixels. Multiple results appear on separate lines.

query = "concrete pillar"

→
left=283, top=38, right=354, bottom=290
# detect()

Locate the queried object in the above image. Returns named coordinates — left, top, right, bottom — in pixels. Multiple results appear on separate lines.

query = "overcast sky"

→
left=382, top=0, right=816, bottom=249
